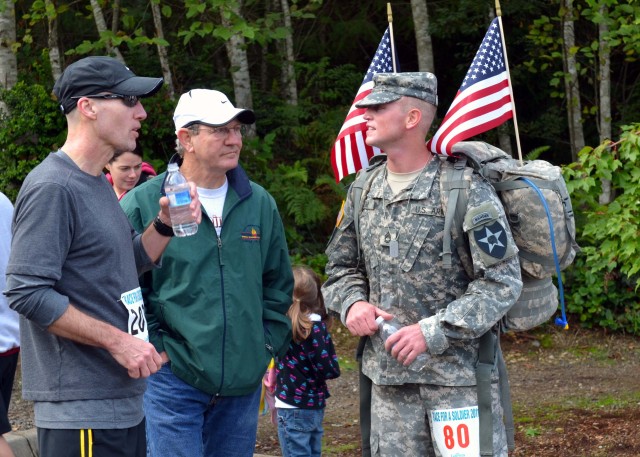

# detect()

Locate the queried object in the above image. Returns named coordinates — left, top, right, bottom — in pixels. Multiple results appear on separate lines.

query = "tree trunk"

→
left=498, top=124, right=513, bottom=156
left=561, top=0, right=585, bottom=162
left=279, top=0, right=297, bottom=106
left=0, top=0, right=18, bottom=114
left=220, top=1, right=255, bottom=137
left=410, top=0, right=435, bottom=72
left=89, top=0, right=125, bottom=63
left=111, top=0, right=120, bottom=34
left=598, top=3, right=613, bottom=204
left=45, top=0, right=63, bottom=81
left=151, top=0, right=175, bottom=99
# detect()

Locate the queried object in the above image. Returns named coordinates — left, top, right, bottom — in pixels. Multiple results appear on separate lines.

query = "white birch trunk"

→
left=280, top=0, right=297, bottom=106
left=0, top=0, right=18, bottom=114
left=410, top=0, right=435, bottom=72
left=598, top=3, right=613, bottom=204
left=221, top=1, right=255, bottom=136
left=112, top=0, right=120, bottom=33
left=151, top=0, right=175, bottom=99
left=562, top=0, right=585, bottom=162
left=45, top=0, right=63, bottom=81
left=89, top=0, right=125, bottom=63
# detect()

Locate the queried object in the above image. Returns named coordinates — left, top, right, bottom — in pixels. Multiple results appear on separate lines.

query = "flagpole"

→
left=495, top=0, right=523, bottom=164
left=387, top=3, right=397, bottom=73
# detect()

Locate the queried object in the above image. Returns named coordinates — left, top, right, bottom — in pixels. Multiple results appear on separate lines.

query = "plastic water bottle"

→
left=375, top=316, right=428, bottom=372
left=164, top=163, right=198, bottom=237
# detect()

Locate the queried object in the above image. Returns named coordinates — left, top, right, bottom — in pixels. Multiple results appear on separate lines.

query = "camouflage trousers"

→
left=370, top=382, right=508, bottom=457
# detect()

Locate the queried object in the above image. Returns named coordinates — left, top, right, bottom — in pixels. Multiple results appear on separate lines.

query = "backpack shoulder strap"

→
left=477, top=331, right=496, bottom=456
left=352, top=154, right=387, bottom=263
left=439, top=156, right=473, bottom=277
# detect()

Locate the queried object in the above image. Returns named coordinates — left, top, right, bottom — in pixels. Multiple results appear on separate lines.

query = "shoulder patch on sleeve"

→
left=463, top=201, right=499, bottom=230
left=464, top=201, right=517, bottom=266
left=473, top=221, right=509, bottom=259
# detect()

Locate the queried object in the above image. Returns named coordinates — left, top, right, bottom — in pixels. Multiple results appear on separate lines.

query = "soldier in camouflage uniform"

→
left=322, top=72, right=523, bottom=457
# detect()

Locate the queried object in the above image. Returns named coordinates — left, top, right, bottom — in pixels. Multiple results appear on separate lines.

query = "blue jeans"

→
left=144, top=363, right=261, bottom=457
left=276, top=407, right=325, bottom=457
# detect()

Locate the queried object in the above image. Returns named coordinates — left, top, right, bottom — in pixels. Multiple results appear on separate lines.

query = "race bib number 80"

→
left=431, top=406, right=480, bottom=457
left=120, top=287, right=149, bottom=342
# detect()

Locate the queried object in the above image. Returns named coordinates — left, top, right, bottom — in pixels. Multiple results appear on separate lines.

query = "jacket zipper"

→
left=217, top=233, right=226, bottom=395
left=215, top=194, right=245, bottom=396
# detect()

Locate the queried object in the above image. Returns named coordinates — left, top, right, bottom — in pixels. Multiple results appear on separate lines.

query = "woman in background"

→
left=105, top=145, right=157, bottom=200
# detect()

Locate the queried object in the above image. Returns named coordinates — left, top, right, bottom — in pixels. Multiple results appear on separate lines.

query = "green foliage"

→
left=524, top=145, right=550, bottom=161
left=137, top=90, right=181, bottom=166
left=290, top=252, right=329, bottom=282
left=178, top=0, right=309, bottom=47
left=563, top=123, right=640, bottom=334
left=525, top=0, right=640, bottom=150
left=240, top=130, right=335, bottom=260
left=524, top=427, right=542, bottom=438
left=0, top=82, right=66, bottom=202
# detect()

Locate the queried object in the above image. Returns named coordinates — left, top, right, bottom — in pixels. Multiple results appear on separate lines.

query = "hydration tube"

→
left=518, top=177, right=569, bottom=329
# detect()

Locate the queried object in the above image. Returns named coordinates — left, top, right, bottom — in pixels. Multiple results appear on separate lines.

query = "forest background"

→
left=0, top=0, right=639, bottom=334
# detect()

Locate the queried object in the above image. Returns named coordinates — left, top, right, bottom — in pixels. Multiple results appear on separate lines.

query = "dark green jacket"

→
left=121, top=165, right=293, bottom=396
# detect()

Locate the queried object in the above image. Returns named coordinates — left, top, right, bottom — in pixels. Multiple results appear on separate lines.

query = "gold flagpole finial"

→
left=495, top=0, right=502, bottom=17
left=387, top=2, right=393, bottom=23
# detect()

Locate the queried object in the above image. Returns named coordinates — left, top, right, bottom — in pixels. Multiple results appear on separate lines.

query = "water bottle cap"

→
left=375, top=316, right=385, bottom=327
left=167, top=162, right=179, bottom=172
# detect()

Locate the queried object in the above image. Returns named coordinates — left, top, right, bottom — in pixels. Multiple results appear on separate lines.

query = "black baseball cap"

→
left=53, top=56, right=164, bottom=114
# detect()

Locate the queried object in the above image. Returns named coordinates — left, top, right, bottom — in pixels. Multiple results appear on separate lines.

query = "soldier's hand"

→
left=346, top=301, right=393, bottom=336
left=385, top=323, right=428, bottom=366
left=109, top=333, right=163, bottom=379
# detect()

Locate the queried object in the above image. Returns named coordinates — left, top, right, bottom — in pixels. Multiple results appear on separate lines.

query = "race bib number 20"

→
left=120, top=287, right=149, bottom=342
left=431, top=406, right=480, bottom=457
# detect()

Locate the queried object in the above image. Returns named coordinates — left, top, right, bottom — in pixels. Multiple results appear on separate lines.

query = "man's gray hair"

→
left=175, top=138, right=185, bottom=158
left=175, top=124, right=201, bottom=157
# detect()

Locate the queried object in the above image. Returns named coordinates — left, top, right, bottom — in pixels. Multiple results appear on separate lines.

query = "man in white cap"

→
left=4, top=56, right=201, bottom=457
left=121, top=89, right=293, bottom=457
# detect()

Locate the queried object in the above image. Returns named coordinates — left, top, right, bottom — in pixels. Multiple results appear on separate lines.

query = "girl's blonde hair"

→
left=289, top=265, right=329, bottom=343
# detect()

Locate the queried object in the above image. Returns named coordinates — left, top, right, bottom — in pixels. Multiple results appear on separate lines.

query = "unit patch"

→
left=473, top=221, right=507, bottom=259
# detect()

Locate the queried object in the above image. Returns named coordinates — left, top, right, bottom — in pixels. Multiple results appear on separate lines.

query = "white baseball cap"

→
left=173, top=89, right=255, bottom=130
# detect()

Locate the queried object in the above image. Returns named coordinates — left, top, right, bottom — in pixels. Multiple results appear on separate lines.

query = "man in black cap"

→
left=4, top=56, right=201, bottom=457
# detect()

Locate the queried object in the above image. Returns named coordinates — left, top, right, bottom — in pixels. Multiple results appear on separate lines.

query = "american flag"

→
left=331, top=28, right=395, bottom=182
left=427, top=18, right=513, bottom=155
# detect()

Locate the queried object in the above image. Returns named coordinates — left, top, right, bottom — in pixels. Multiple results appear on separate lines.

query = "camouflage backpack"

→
left=438, top=141, right=579, bottom=332
left=438, top=141, right=579, bottom=455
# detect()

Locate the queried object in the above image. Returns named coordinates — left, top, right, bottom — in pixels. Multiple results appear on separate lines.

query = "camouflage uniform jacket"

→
left=322, top=155, right=523, bottom=386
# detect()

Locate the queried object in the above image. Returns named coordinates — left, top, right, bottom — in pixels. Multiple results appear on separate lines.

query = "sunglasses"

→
left=71, top=93, right=140, bottom=107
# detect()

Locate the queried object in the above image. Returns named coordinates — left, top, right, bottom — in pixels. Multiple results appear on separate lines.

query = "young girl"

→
left=275, top=265, right=340, bottom=457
